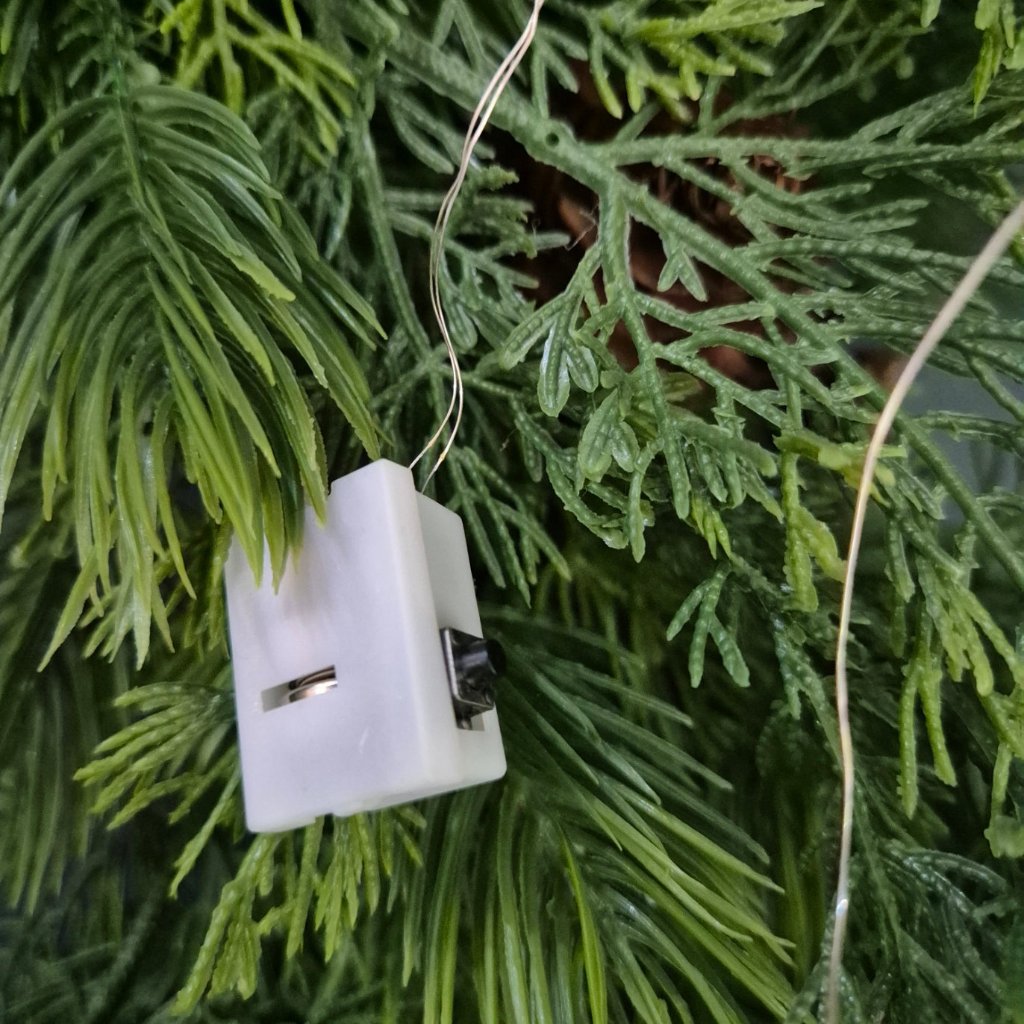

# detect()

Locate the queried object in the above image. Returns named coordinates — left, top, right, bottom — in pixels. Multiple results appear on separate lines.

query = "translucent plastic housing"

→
left=225, top=459, right=506, bottom=832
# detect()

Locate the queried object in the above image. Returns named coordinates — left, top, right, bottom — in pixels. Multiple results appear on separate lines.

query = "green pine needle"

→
left=1, top=1, right=1024, bottom=1022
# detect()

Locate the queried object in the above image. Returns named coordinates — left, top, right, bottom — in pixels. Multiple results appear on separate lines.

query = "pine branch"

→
left=0, top=73, right=380, bottom=663
left=156, top=0, right=357, bottom=150
left=2, top=2, right=1024, bottom=1022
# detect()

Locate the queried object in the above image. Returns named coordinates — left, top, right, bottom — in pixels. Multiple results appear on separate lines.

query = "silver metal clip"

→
left=440, top=628, right=503, bottom=729
left=262, top=665, right=338, bottom=711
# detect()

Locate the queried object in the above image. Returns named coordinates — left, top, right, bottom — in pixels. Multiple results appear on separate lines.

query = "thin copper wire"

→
left=825, top=199, right=1024, bottom=1023
left=411, top=0, right=546, bottom=487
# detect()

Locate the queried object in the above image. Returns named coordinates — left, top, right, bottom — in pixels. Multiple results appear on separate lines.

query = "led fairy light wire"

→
left=410, top=0, right=547, bottom=488
left=825, top=198, right=1024, bottom=1024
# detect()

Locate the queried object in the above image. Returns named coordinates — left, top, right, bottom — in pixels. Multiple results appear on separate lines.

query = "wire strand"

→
left=824, top=199, right=1024, bottom=1024
left=410, top=0, right=546, bottom=487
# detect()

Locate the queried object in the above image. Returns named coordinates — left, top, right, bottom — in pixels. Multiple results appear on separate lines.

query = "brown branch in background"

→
left=500, top=66, right=904, bottom=391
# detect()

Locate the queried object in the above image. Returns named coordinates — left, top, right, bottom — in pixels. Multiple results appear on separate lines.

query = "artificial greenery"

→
left=1, top=1, right=1023, bottom=1021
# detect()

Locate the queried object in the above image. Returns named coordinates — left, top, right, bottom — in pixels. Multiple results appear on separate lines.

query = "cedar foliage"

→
left=1, top=1, right=1023, bottom=1022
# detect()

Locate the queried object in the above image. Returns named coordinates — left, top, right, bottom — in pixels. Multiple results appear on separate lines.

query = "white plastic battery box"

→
left=224, top=459, right=506, bottom=833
